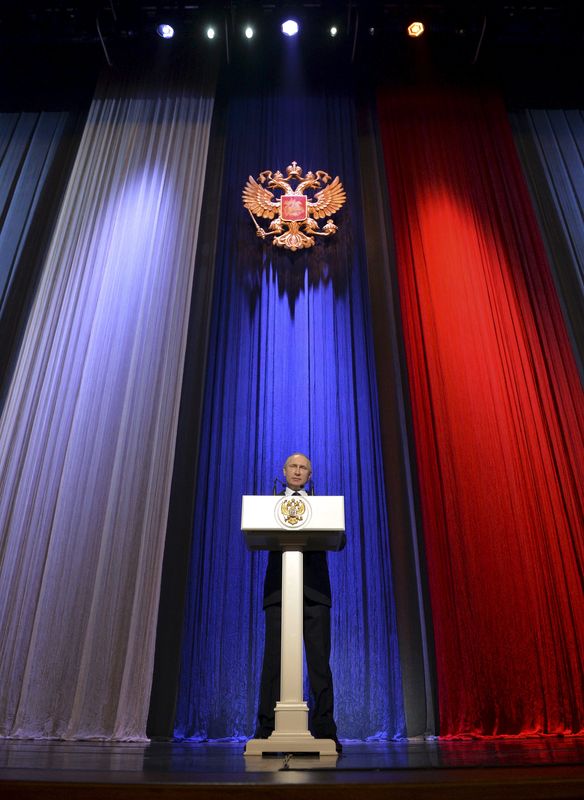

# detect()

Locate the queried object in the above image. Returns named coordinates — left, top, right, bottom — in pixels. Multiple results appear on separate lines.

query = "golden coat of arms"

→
left=279, top=496, right=306, bottom=526
left=242, top=161, right=346, bottom=251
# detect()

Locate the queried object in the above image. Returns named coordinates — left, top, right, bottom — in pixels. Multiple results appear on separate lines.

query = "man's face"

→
left=283, top=454, right=312, bottom=490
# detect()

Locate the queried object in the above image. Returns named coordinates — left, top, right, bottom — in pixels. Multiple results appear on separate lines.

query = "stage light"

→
left=206, top=26, right=216, bottom=40
left=156, top=24, right=174, bottom=39
left=282, top=19, right=299, bottom=37
left=407, top=21, right=425, bottom=37
left=244, top=26, right=254, bottom=40
left=330, top=26, right=338, bottom=37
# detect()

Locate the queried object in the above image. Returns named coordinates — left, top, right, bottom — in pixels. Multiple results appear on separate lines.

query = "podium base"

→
left=244, top=732, right=338, bottom=757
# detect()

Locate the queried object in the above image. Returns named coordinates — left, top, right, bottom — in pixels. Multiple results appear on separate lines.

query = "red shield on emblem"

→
left=281, top=194, right=307, bottom=222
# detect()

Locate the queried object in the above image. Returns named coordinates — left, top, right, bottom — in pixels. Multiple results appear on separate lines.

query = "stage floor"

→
left=1, top=737, right=583, bottom=799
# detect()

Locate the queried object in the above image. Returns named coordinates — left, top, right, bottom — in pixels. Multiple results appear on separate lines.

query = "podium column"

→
left=274, top=549, right=308, bottom=731
left=244, top=548, right=336, bottom=756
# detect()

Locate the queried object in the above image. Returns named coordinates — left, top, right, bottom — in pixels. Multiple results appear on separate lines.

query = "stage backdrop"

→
left=377, top=88, right=584, bottom=737
left=0, top=66, right=214, bottom=739
left=510, top=109, right=584, bottom=379
left=173, top=65, right=406, bottom=741
left=0, top=110, right=81, bottom=391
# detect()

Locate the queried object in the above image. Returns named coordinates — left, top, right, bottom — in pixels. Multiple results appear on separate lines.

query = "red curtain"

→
left=377, top=88, right=584, bottom=737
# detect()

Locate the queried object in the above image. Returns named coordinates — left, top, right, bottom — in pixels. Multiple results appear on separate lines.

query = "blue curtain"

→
left=174, top=69, right=406, bottom=741
left=0, top=111, right=80, bottom=393
left=0, top=111, right=76, bottom=314
left=510, top=109, right=584, bottom=379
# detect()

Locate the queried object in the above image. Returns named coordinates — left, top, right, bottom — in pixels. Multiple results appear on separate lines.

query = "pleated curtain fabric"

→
left=0, top=70, right=214, bottom=739
left=173, top=77, right=406, bottom=742
left=377, top=88, right=584, bottom=737
left=510, top=109, right=584, bottom=378
left=0, top=111, right=81, bottom=387
left=0, top=111, right=73, bottom=314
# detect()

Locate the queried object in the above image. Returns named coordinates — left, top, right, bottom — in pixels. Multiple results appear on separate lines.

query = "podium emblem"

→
left=276, top=496, right=312, bottom=528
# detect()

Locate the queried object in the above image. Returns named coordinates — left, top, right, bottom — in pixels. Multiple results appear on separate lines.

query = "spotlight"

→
left=206, top=26, right=216, bottom=40
left=156, top=23, right=174, bottom=39
left=244, top=26, right=254, bottom=40
left=330, top=26, right=338, bottom=37
left=281, top=19, right=299, bottom=37
left=407, top=21, right=425, bottom=37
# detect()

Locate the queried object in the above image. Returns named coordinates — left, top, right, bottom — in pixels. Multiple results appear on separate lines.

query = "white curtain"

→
left=0, top=70, right=214, bottom=740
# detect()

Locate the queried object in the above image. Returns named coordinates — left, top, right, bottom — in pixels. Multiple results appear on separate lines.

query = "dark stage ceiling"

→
left=1, top=2, right=582, bottom=107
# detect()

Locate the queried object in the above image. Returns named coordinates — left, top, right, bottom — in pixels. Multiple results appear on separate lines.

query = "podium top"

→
left=241, top=495, right=345, bottom=552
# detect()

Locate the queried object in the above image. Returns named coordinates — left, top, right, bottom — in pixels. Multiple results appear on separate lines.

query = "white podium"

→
left=242, top=495, right=345, bottom=757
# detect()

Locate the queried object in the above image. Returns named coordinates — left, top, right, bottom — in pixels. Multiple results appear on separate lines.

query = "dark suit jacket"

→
left=262, top=491, right=345, bottom=608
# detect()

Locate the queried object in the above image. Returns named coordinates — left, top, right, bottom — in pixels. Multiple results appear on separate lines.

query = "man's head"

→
left=283, top=452, right=312, bottom=490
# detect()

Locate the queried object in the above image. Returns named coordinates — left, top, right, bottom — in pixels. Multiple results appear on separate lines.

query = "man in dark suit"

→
left=255, top=452, right=343, bottom=752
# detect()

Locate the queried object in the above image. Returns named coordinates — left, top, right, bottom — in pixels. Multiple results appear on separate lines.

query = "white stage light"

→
left=156, top=24, right=174, bottom=39
left=330, top=26, right=338, bottom=37
left=281, top=19, right=299, bottom=37
left=244, top=26, right=254, bottom=39
left=206, top=26, right=216, bottom=40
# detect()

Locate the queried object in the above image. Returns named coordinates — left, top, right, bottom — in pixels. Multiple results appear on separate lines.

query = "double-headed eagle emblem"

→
left=280, top=496, right=306, bottom=526
left=242, top=161, right=346, bottom=251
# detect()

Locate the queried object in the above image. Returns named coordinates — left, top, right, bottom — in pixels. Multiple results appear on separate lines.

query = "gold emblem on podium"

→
left=280, top=497, right=306, bottom=526
left=242, top=162, right=346, bottom=251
